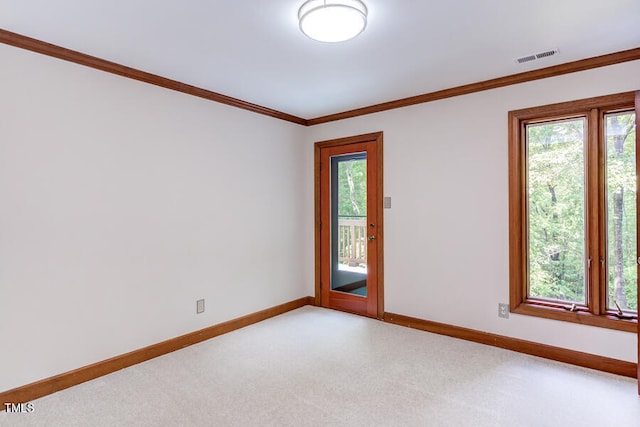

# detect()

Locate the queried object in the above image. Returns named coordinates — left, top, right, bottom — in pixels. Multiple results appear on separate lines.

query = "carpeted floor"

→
left=2, top=306, right=639, bottom=426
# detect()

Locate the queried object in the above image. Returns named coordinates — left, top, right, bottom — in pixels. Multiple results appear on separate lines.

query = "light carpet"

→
left=1, top=306, right=639, bottom=426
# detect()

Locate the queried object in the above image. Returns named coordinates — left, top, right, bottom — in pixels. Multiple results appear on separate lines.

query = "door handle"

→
left=368, top=235, right=375, bottom=241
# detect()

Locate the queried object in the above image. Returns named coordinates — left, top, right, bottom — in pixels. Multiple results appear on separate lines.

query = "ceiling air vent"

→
left=515, top=48, right=559, bottom=64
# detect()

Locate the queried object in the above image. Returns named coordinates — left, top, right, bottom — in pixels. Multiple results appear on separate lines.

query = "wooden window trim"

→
left=509, top=91, right=638, bottom=333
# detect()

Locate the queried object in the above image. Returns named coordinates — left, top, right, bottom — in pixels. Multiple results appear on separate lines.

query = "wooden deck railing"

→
left=338, top=218, right=367, bottom=266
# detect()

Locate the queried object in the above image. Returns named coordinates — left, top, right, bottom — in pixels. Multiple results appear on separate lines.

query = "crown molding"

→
left=1, top=28, right=638, bottom=128
left=307, top=47, right=640, bottom=125
left=0, top=28, right=308, bottom=126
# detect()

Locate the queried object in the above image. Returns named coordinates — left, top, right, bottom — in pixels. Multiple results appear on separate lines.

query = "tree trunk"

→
left=610, top=115, right=632, bottom=309
left=613, top=187, right=627, bottom=308
left=345, top=163, right=360, bottom=216
left=547, top=184, right=560, bottom=262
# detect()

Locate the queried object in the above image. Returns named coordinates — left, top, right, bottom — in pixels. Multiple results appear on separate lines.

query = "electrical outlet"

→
left=384, top=197, right=391, bottom=209
left=498, top=303, right=509, bottom=319
left=196, top=299, right=205, bottom=314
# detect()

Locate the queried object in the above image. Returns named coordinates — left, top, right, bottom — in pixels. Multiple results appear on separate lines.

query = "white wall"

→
left=304, top=60, right=640, bottom=363
left=0, top=44, right=309, bottom=391
left=1, top=41, right=638, bottom=394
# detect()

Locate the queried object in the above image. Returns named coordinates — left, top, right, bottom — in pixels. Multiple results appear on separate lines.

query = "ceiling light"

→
left=298, top=0, right=368, bottom=43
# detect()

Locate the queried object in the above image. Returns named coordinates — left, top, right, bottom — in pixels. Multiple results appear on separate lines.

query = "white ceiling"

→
left=1, top=0, right=639, bottom=119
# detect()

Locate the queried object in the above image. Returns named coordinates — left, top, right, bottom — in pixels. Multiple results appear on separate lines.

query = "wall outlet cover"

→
left=498, top=303, right=509, bottom=319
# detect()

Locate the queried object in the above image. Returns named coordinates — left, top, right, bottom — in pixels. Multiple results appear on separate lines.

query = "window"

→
left=509, top=92, right=638, bottom=332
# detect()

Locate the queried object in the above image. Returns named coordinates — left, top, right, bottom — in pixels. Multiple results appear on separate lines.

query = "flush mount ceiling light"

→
left=298, top=0, right=368, bottom=43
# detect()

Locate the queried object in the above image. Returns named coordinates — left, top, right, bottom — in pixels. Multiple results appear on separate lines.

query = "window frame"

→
left=509, top=91, right=638, bottom=332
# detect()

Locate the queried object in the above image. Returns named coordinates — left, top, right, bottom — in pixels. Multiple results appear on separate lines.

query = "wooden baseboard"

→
left=0, top=296, right=314, bottom=406
left=384, top=312, right=637, bottom=378
left=3, top=300, right=634, bottom=408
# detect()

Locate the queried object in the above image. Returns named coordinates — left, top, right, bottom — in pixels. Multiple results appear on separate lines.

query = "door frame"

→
left=635, top=90, right=639, bottom=394
left=314, top=131, right=384, bottom=319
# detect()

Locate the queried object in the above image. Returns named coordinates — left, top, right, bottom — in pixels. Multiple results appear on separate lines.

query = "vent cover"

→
left=515, top=48, right=559, bottom=64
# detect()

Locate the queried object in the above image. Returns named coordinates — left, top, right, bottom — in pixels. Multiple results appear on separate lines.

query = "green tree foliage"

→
left=337, top=159, right=366, bottom=218
left=606, top=113, right=637, bottom=310
left=527, top=113, right=637, bottom=310
left=528, top=119, right=586, bottom=303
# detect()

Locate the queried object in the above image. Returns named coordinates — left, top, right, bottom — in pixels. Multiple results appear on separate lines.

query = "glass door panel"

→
left=331, top=153, right=367, bottom=296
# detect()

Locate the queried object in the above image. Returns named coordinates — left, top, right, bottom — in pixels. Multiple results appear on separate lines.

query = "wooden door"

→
left=315, top=132, right=383, bottom=318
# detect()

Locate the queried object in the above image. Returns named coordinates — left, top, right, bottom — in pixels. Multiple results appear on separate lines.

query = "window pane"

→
left=606, top=111, right=637, bottom=312
left=526, top=118, right=586, bottom=304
